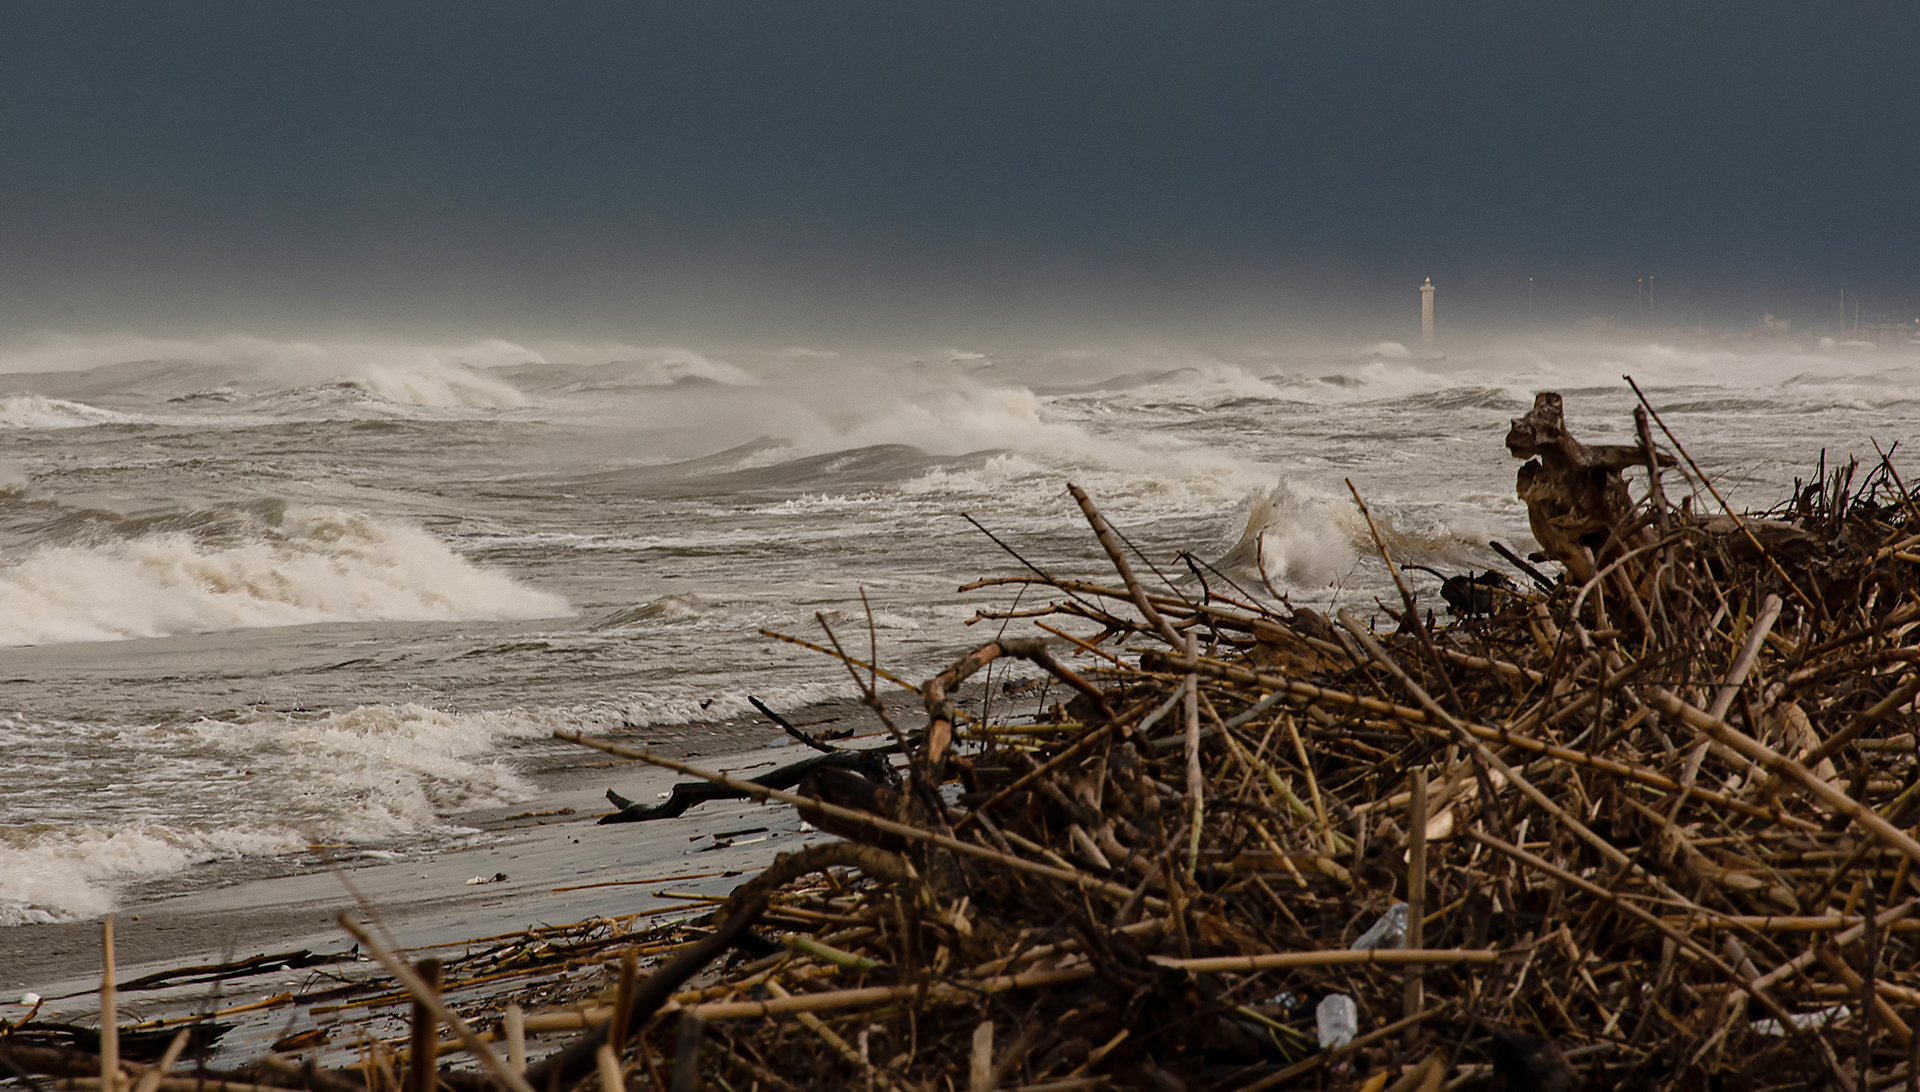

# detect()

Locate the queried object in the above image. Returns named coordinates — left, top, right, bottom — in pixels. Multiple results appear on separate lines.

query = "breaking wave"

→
left=0, top=507, right=572, bottom=646
left=0, top=395, right=139, bottom=429
left=348, top=361, right=529, bottom=408
left=1216, top=481, right=1361, bottom=588
left=1216, top=480, right=1514, bottom=592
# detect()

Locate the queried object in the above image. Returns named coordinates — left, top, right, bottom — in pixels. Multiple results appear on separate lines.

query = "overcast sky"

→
left=2, top=2, right=1916, bottom=341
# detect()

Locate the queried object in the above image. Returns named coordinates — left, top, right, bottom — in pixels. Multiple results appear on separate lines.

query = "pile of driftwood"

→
left=7, top=385, right=1920, bottom=1091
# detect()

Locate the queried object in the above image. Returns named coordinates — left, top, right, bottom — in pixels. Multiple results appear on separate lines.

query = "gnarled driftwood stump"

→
left=1506, top=391, right=1672, bottom=583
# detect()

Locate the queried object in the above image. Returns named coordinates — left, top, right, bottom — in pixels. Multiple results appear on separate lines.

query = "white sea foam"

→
left=595, top=593, right=717, bottom=627
left=1093, top=359, right=1293, bottom=403
left=833, top=384, right=1095, bottom=455
left=565, top=350, right=757, bottom=389
left=0, top=508, right=572, bottom=646
left=182, top=703, right=548, bottom=837
left=0, top=394, right=139, bottom=429
left=897, top=453, right=1048, bottom=497
left=0, top=703, right=551, bottom=923
left=1211, top=478, right=1515, bottom=595
left=0, top=825, right=300, bottom=926
left=1217, top=481, right=1362, bottom=588
left=351, top=360, right=529, bottom=408
left=748, top=371, right=1276, bottom=508
left=611, top=679, right=852, bottom=730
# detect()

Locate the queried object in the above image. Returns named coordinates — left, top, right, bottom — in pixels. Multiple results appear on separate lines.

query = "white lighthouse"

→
left=1420, top=278, right=1435, bottom=347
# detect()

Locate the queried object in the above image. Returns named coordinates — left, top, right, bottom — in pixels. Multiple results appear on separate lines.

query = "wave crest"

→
left=0, top=394, right=138, bottom=429
left=0, top=507, right=572, bottom=646
left=351, top=361, right=529, bottom=408
left=1217, top=481, right=1359, bottom=588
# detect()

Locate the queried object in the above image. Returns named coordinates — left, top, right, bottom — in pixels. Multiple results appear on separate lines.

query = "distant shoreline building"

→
left=1420, top=278, right=1434, bottom=347
left=1863, top=321, right=1911, bottom=348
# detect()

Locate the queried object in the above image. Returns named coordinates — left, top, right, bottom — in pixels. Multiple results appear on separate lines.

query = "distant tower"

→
left=1420, top=278, right=1435, bottom=347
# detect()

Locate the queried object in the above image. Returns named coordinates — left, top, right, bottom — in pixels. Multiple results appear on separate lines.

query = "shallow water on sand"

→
left=1, top=332, right=1915, bottom=923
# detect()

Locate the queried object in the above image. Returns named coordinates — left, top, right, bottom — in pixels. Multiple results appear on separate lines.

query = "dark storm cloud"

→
left=2, top=2, right=1916, bottom=333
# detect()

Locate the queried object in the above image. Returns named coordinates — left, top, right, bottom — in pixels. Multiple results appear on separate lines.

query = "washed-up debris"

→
left=1317, top=994, right=1360, bottom=1050
left=1399, top=565, right=1513, bottom=617
left=1351, top=903, right=1408, bottom=952
left=1485, top=1032, right=1580, bottom=1092
left=598, top=750, right=897, bottom=824
left=6, top=384, right=1920, bottom=1091
left=1752, top=1005, right=1852, bottom=1037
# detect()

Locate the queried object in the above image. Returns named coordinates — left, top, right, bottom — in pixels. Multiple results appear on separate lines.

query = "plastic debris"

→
left=1351, top=901, right=1408, bottom=951
left=1753, top=1006, right=1851, bottom=1036
left=1317, top=994, right=1358, bottom=1050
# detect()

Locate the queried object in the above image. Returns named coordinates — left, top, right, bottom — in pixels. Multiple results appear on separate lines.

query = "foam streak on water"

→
left=0, top=331, right=1915, bottom=921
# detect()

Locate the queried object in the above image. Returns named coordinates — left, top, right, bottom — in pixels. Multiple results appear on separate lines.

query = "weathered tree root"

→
left=1507, top=390, right=1672, bottom=582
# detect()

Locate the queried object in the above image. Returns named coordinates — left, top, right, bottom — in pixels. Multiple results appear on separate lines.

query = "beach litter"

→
left=5, top=383, right=1920, bottom=1089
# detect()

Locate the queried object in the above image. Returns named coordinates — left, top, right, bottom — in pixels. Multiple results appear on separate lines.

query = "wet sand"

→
left=0, top=701, right=906, bottom=1028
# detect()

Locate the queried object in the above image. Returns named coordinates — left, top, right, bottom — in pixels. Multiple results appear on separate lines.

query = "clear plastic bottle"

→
left=1317, top=993, right=1358, bottom=1049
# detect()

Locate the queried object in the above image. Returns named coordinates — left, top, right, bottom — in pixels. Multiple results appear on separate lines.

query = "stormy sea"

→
left=2, top=332, right=1915, bottom=925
